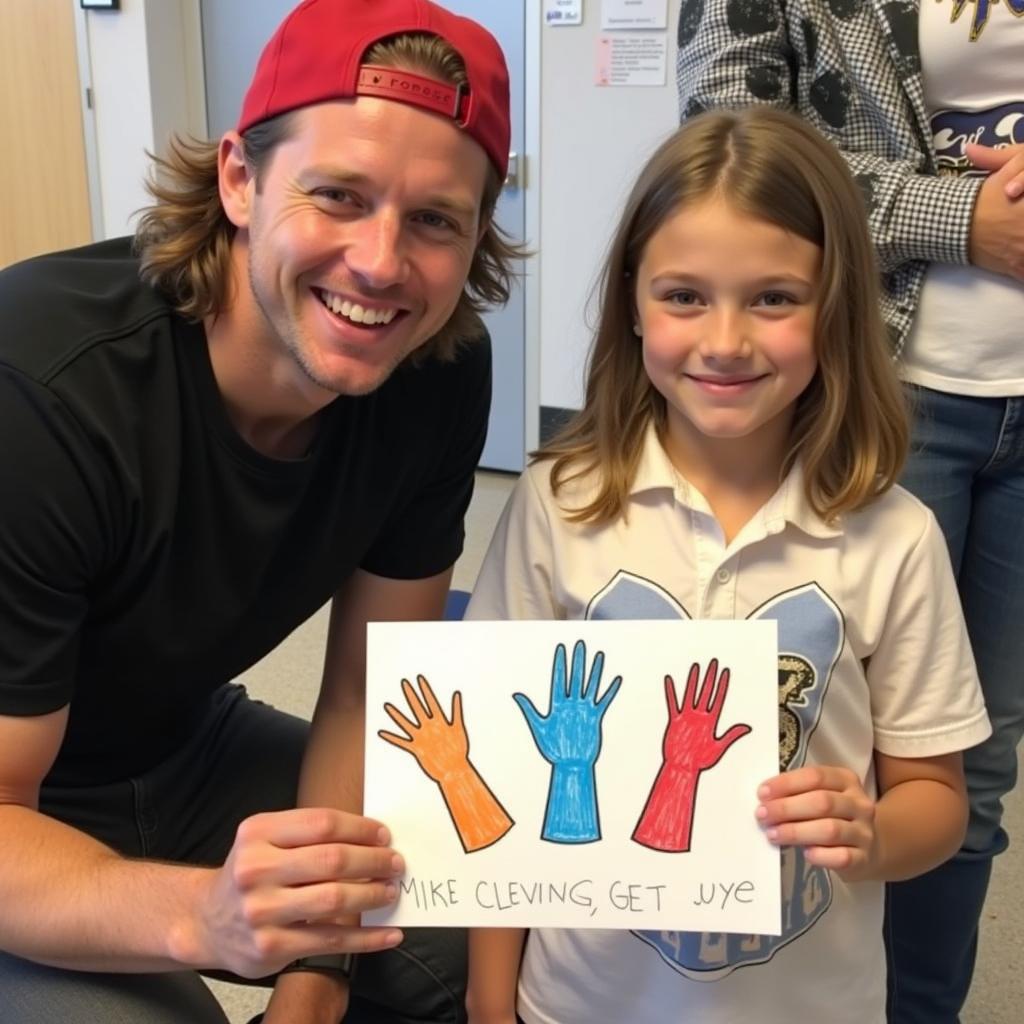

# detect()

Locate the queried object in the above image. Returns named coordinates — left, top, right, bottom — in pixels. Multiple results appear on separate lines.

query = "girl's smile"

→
left=684, top=372, right=769, bottom=394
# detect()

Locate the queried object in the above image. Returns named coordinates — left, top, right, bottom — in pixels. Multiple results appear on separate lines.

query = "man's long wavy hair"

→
left=537, top=107, right=909, bottom=525
left=133, top=33, right=524, bottom=362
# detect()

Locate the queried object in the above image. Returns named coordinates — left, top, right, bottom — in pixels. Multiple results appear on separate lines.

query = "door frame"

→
left=72, top=3, right=103, bottom=241
left=523, top=0, right=540, bottom=455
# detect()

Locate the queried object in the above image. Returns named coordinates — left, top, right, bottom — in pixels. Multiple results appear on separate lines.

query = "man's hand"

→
left=967, top=142, right=1024, bottom=282
left=175, top=808, right=404, bottom=978
left=756, top=764, right=877, bottom=882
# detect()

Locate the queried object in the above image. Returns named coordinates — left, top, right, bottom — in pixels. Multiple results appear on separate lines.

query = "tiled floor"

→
left=212, top=470, right=1024, bottom=1023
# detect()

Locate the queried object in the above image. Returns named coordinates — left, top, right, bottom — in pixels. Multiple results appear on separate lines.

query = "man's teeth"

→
left=320, top=291, right=397, bottom=326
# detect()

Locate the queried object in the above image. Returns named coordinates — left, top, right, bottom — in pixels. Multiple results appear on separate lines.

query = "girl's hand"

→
left=755, top=765, right=876, bottom=881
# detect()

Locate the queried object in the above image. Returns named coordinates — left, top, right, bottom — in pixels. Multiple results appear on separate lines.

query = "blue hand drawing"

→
left=514, top=640, right=622, bottom=843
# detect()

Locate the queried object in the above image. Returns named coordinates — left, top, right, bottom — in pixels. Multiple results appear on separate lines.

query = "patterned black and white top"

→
left=675, top=0, right=982, bottom=357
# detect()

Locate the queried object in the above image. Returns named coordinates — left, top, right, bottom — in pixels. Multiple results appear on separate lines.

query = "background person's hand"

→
left=967, top=144, right=1024, bottom=282
left=966, top=141, right=1024, bottom=199
left=181, top=808, right=404, bottom=978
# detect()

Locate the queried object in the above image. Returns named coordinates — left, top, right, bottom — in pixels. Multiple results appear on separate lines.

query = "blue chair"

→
left=443, top=589, right=471, bottom=621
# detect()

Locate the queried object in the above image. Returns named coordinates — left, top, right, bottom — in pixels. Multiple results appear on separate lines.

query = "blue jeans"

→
left=0, top=685, right=466, bottom=1024
left=886, top=386, right=1024, bottom=1023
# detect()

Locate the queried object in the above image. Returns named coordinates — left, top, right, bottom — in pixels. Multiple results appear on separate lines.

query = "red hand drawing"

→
left=632, top=660, right=751, bottom=852
left=378, top=675, right=514, bottom=853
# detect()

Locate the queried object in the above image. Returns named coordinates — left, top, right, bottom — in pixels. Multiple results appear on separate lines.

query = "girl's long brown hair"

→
left=538, top=107, right=909, bottom=525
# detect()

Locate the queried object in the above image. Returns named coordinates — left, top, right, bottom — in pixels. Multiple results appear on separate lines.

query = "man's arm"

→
left=0, top=704, right=403, bottom=977
left=264, top=567, right=453, bottom=1023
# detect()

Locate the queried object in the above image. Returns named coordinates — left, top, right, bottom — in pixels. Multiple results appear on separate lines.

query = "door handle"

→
left=504, top=151, right=522, bottom=190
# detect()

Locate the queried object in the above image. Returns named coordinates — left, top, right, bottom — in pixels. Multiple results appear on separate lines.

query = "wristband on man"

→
left=280, top=953, right=357, bottom=980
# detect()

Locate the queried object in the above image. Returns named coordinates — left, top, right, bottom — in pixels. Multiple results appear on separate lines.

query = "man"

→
left=0, top=1, right=517, bottom=1021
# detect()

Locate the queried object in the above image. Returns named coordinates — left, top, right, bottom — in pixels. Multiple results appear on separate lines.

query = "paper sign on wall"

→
left=595, top=33, right=668, bottom=87
left=601, top=0, right=668, bottom=30
left=544, top=0, right=583, bottom=25
left=363, top=619, right=782, bottom=935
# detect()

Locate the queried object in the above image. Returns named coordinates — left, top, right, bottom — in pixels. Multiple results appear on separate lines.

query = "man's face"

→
left=240, top=98, right=489, bottom=397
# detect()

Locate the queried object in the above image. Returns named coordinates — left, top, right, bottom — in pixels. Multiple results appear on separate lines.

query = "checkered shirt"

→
left=675, top=0, right=983, bottom=358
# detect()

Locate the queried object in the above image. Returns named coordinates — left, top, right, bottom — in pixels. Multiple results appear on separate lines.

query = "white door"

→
left=200, top=0, right=528, bottom=471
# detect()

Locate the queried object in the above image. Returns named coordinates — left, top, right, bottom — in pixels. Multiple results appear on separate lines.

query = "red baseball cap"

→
left=237, top=0, right=510, bottom=180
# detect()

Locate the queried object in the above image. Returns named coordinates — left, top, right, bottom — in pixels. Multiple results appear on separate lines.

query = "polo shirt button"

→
left=716, top=567, right=731, bottom=583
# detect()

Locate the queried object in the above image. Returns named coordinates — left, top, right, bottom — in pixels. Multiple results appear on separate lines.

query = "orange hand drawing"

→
left=378, top=675, right=514, bottom=853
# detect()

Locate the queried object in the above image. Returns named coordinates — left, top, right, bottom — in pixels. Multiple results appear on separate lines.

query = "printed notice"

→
left=544, top=0, right=583, bottom=25
left=601, top=0, right=667, bottom=30
left=595, top=33, right=667, bottom=87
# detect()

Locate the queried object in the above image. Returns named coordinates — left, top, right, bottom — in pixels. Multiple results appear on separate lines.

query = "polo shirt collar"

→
left=629, top=422, right=842, bottom=540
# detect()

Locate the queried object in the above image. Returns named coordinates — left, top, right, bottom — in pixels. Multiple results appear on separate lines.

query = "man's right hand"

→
left=968, top=145, right=1024, bottom=283
left=174, top=807, right=404, bottom=978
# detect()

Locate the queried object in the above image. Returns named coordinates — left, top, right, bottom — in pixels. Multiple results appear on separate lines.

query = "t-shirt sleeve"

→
left=465, top=464, right=559, bottom=622
left=868, top=509, right=990, bottom=758
left=0, top=367, right=109, bottom=715
left=361, top=336, right=492, bottom=580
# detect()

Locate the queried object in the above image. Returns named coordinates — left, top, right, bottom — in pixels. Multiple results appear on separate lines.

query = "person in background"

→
left=464, top=106, right=988, bottom=1024
left=675, top=3, right=1024, bottom=1019
left=0, top=1, right=522, bottom=1022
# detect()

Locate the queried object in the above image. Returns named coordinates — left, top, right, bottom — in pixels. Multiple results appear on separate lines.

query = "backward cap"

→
left=237, top=0, right=510, bottom=179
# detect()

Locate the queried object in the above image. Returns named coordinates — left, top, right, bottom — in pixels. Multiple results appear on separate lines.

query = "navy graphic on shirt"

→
left=948, top=0, right=1024, bottom=42
left=933, top=103, right=1024, bottom=178
left=586, top=571, right=844, bottom=980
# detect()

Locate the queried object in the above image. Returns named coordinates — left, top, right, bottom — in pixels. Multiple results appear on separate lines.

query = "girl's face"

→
left=634, top=196, right=822, bottom=478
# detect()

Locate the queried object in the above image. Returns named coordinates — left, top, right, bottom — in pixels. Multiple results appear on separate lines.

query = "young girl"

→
left=463, top=108, right=990, bottom=1024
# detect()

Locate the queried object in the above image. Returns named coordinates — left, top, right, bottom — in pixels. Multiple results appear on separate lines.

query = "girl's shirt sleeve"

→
left=465, top=464, right=558, bottom=622
left=864, top=506, right=990, bottom=758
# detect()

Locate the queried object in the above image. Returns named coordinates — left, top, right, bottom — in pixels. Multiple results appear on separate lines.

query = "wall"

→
left=537, top=13, right=680, bottom=412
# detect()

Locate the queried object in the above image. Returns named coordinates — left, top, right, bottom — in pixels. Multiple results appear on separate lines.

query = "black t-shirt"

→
left=0, top=238, right=490, bottom=787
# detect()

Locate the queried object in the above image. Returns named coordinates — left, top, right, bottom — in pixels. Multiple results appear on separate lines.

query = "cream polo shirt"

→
left=466, top=427, right=989, bottom=1024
